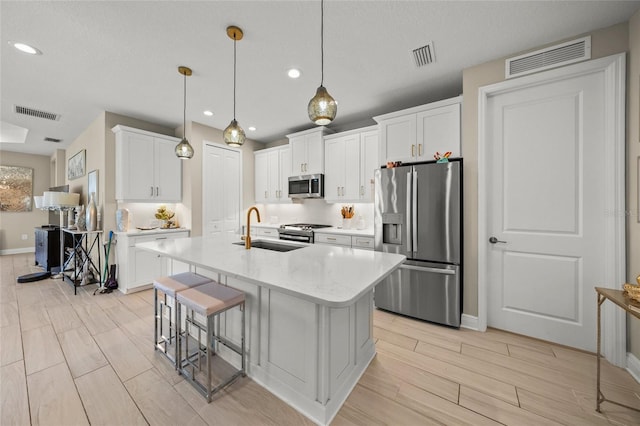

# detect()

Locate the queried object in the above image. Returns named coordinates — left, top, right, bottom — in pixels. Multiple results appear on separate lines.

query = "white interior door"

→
left=479, top=55, right=626, bottom=356
left=203, top=143, right=241, bottom=236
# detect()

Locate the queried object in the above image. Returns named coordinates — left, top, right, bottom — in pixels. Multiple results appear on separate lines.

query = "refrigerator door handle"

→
left=406, top=171, right=412, bottom=253
left=399, top=264, right=456, bottom=275
left=412, top=169, right=418, bottom=255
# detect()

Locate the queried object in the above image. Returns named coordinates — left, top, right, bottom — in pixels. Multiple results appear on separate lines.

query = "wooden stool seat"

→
left=176, top=282, right=245, bottom=316
left=154, top=272, right=212, bottom=297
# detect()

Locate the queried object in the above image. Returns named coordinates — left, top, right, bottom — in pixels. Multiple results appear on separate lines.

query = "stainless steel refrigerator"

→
left=374, top=159, right=462, bottom=327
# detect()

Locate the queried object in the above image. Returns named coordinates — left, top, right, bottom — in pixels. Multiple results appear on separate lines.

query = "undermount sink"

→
left=233, top=240, right=303, bottom=252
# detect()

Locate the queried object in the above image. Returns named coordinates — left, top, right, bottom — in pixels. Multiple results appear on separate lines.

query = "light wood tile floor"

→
left=2, top=253, right=639, bottom=425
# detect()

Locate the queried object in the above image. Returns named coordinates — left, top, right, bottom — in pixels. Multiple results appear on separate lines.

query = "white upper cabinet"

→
left=113, top=125, right=182, bottom=202
left=254, top=145, right=291, bottom=203
left=374, top=96, right=461, bottom=165
left=287, top=127, right=333, bottom=175
left=360, top=130, right=379, bottom=201
left=324, top=126, right=379, bottom=203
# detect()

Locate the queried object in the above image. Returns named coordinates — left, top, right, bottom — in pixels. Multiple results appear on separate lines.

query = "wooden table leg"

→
left=596, top=292, right=604, bottom=412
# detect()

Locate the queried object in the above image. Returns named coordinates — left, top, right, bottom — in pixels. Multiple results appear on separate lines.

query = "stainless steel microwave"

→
left=288, top=174, right=324, bottom=199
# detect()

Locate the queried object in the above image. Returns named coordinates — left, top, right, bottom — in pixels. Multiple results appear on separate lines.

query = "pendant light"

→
left=175, top=66, right=194, bottom=159
left=308, top=0, right=337, bottom=125
left=224, top=26, right=246, bottom=147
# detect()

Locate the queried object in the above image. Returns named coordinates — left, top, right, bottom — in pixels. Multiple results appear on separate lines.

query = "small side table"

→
left=595, top=287, right=640, bottom=413
left=62, top=229, right=103, bottom=294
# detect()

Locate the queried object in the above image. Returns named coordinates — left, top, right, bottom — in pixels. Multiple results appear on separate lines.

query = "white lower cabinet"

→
left=315, top=233, right=352, bottom=247
left=115, top=230, right=189, bottom=293
left=315, top=232, right=374, bottom=250
left=352, top=236, right=375, bottom=250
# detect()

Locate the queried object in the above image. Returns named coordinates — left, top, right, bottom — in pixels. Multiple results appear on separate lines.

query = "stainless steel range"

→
left=278, top=223, right=332, bottom=243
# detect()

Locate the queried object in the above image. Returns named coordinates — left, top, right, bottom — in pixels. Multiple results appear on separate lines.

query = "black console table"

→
left=62, top=229, right=102, bottom=294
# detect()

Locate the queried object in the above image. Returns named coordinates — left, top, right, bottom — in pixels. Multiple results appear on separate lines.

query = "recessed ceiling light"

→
left=203, top=110, right=213, bottom=116
left=287, top=68, right=301, bottom=79
left=9, top=41, right=42, bottom=55
left=248, top=126, right=256, bottom=131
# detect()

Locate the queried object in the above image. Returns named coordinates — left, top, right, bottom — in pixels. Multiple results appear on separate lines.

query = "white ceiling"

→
left=2, top=0, right=639, bottom=156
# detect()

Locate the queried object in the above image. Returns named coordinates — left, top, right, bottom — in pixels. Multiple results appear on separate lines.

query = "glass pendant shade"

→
left=175, top=137, right=194, bottom=159
left=223, top=119, right=246, bottom=147
left=308, top=85, right=337, bottom=125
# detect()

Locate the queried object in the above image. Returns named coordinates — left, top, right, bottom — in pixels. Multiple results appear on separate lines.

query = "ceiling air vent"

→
left=14, top=105, right=60, bottom=121
left=412, top=41, right=435, bottom=68
left=506, top=36, right=591, bottom=79
left=44, top=137, right=62, bottom=143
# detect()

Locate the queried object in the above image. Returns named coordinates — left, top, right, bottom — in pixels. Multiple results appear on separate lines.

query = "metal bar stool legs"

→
left=153, top=272, right=213, bottom=368
left=176, top=281, right=246, bottom=403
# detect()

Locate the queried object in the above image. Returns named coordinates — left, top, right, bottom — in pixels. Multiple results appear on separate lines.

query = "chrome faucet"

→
left=245, top=206, right=261, bottom=249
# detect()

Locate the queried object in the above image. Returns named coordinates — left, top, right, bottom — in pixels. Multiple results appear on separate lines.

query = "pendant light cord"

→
left=183, top=73, right=187, bottom=137
left=233, top=35, right=237, bottom=120
left=320, top=0, right=324, bottom=86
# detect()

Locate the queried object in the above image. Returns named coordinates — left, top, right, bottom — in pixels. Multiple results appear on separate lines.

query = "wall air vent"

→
left=44, top=137, right=62, bottom=143
left=506, top=36, right=591, bottom=79
left=412, top=41, right=435, bottom=68
left=14, top=105, right=60, bottom=121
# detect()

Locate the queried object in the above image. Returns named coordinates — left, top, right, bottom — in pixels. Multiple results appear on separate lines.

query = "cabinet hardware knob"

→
left=418, top=144, right=422, bottom=156
left=411, top=144, right=415, bottom=157
left=150, top=186, right=154, bottom=196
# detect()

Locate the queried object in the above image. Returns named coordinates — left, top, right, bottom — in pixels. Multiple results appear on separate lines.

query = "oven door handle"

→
left=278, top=233, right=310, bottom=243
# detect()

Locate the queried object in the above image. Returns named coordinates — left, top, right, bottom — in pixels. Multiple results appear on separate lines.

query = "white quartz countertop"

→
left=136, top=233, right=404, bottom=307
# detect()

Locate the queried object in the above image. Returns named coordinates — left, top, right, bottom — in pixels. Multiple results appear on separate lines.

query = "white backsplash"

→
left=255, top=199, right=374, bottom=230
left=117, top=202, right=180, bottom=229
left=118, top=199, right=374, bottom=232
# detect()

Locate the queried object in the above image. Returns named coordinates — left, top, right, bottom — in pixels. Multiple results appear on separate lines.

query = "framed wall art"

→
left=88, top=169, right=98, bottom=205
left=68, top=149, right=86, bottom=180
left=0, top=165, right=33, bottom=212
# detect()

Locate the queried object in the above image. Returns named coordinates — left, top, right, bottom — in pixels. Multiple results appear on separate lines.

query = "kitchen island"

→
left=137, top=233, right=405, bottom=425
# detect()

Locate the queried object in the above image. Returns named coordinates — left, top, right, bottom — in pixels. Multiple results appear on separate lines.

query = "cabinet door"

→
left=315, top=233, right=352, bottom=247
left=343, top=135, right=361, bottom=200
left=254, top=151, right=269, bottom=203
left=118, top=132, right=155, bottom=200
left=278, top=147, right=291, bottom=200
left=290, top=136, right=307, bottom=175
left=305, top=132, right=324, bottom=175
left=324, top=138, right=345, bottom=202
left=360, top=131, right=379, bottom=201
left=379, top=114, right=416, bottom=164
left=132, top=247, right=163, bottom=286
left=154, top=138, right=182, bottom=201
left=267, top=150, right=280, bottom=202
left=417, top=103, right=461, bottom=159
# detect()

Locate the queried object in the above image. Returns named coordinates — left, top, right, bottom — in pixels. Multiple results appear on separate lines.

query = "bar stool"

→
left=153, top=272, right=213, bottom=368
left=176, top=281, right=245, bottom=402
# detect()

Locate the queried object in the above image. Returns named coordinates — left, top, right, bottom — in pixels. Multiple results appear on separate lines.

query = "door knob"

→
left=489, top=237, right=507, bottom=244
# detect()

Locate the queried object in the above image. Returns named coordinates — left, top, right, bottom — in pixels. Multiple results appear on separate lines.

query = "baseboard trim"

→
left=0, top=247, right=35, bottom=255
left=626, top=352, right=640, bottom=384
left=461, top=314, right=479, bottom=331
